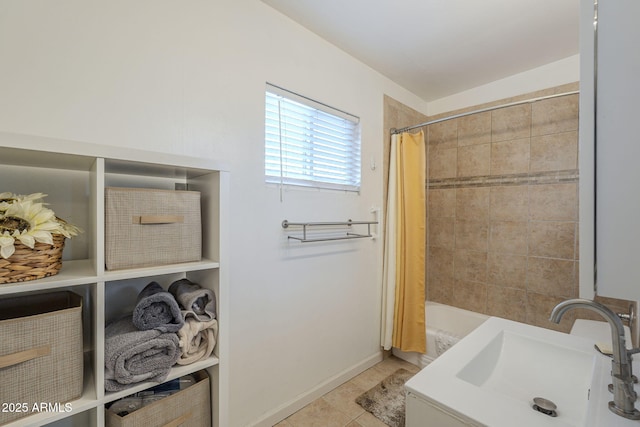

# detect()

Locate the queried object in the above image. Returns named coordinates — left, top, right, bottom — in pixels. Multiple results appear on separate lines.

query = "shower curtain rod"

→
left=391, top=90, right=579, bottom=135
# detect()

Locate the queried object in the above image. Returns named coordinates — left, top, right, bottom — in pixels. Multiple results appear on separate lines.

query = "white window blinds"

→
left=265, top=84, right=361, bottom=192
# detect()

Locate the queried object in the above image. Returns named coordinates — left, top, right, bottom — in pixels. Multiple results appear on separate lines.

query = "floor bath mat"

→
left=355, top=368, right=414, bottom=427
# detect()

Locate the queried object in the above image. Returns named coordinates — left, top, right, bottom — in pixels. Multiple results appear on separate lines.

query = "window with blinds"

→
left=265, top=84, right=361, bottom=192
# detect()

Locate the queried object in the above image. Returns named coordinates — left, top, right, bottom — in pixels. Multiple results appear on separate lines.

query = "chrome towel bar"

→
left=281, top=219, right=378, bottom=243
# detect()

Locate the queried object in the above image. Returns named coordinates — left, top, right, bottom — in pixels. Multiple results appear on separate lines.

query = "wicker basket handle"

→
left=162, top=412, right=192, bottom=427
left=0, top=345, right=51, bottom=369
left=133, top=215, right=184, bottom=224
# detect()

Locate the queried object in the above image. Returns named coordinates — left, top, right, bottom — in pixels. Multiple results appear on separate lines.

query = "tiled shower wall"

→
left=382, top=95, right=428, bottom=205
left=426, top=85, right=580, bottom=332
left=384, top=84, right=633, bottom=334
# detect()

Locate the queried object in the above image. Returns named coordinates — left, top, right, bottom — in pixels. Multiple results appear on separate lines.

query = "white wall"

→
left=427, top=55, right=580, bottom=116
left=578, top=0, right=596, bottom=300
left=588, top=0, right=640, bottom=302
left=0, top=1, right=428, bottom=426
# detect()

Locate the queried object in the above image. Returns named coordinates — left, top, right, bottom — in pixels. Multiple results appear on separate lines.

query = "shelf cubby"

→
left=0, top=133, right=228, bottom=427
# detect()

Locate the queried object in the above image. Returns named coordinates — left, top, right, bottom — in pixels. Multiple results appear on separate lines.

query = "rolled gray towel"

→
left=168, top=278, right=216, bottom=321
left=133, top=282, right=184, bottom=333
left=104, top=317, right=180, bottom=392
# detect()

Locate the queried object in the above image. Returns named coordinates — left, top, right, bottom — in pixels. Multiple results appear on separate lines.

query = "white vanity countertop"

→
left=572, top=319, right=640, bottom=427
left=405, top=317, right=640, bottom=427
left=587, top=354, right=640, bottom=427
left=570, top=319, right=632, bottom=349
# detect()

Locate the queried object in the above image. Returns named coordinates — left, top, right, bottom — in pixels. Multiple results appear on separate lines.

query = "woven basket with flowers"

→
left=0, top=192, right=81, bottom=284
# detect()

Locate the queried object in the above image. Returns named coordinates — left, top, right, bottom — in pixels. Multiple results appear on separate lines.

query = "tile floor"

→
left=273, top=356, right=421, bottom=427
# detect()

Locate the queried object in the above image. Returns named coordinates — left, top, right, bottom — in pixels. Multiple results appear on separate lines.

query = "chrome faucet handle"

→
left=622, top=383, right=638, bottom=404
left=550, top=298, right=640, bottom=419
left=619, top=313, right=633, bottom=323
left=627, top=348, right=640, bottom=356
left=627, top=347, right=640, bottom=367
left=626, top=348, right=640, bottom=384
left=617, top=303, right=635, bottom=325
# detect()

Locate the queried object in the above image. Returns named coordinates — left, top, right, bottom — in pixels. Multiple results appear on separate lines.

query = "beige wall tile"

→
left=429, top=147, right=457, bottom=179
left=490, top=185, right=529, bottom=221
left=458, top=112, right=491, bottom=146
left=428, top=120, right=458, bottom=149
left=492, top=104, right=531, bottom=142
left=526, top=257, right=576, bottom=298
left=488, top=253, right=527, bottom=289
left=428, top=247, right=454, bottom=280
left=454, top=250, right=488, bottom=283
left=486, top=286, right=527, bottom=322
left=594, top=295, right=636, bottom=321
left=531, top=94, right=579, bottom=136
left=427, top=275, right=454, bottom=305
left=384, top=95, right=428, bottom=131
left=489, top=221, right=528, bottom=255
left=530, top=131, right=578, bottom=172
left=458, top=144, right=490, bottom=177
left=560, top=305, right=611, bottom=326
left=526, top=292, right=574, bottom=333
left=455, top=220, right=489, bottom=251
left=456, top=187, right=490, bottom=221
left=490, top=138, right=530, bottom=175
left=428, top=188, right=456, bottom=218
left=529, top=183, right=578, bottom=221
left=528, top=221, right=576, bottom=259
left=423, top=86, right=589, bottom=334
left=453, top=280, right=487, bottom=313
left=428, top=217, right=455, bottom=249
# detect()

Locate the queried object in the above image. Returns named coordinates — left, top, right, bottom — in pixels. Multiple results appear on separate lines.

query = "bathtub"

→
left=392, top=301, right=488, bottom=367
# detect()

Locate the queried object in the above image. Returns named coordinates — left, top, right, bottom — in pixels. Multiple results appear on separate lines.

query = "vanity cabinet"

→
left=580, top=0, right=640, bottom=301
left=406, top=393, right=476, bottom=427
left=0, top=132, right=229, bottom=427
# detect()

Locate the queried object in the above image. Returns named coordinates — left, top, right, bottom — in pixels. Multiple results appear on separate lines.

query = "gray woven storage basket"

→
left=105, top=187, right=202, bottom=270
left=0, top=291, right=83, bottom=425
left=105, top=370, right=211, bottom=427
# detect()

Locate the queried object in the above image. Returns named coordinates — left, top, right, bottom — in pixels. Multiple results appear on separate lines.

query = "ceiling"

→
left=261, top=0, right=580, bottom=102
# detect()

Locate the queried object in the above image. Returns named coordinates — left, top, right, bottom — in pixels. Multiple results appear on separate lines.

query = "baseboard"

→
left=247, top=351, right=384, bottom=427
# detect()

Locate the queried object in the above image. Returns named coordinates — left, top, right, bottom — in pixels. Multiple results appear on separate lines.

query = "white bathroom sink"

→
left=405, top=317, right=606, bottom=427
left=456, top=329, right=595, bottom=425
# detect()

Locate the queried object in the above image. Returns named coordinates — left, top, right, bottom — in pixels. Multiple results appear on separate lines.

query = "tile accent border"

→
left=428, top=169, right=578, bottom=189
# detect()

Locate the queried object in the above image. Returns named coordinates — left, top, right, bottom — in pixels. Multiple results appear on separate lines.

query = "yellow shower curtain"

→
left=382, top=131, right=426, bottom=353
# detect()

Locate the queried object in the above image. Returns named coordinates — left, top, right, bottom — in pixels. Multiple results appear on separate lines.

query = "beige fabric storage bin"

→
left=106, top=370, right=211, bottom=427
left=105, top=187, right=202, bottom=270
left=0, top=291, right=83, bottom=426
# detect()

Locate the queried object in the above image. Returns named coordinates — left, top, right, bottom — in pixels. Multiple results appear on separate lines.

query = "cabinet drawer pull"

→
left=133, top=215, right=184, bottom=224
left=0, top=345, right=51, bottom=369
left=162, top=412, right=192, bottom=427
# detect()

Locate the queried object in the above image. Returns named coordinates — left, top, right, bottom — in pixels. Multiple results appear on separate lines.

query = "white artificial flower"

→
left=0, top=193, right=81, bottom=259
left=0, top=232, right=15, bottom=259
left=14, top=230, right=35, bottom=249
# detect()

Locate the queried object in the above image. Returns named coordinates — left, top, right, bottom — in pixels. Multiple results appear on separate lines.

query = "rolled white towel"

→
left=176, top=317, right=218, bottom=365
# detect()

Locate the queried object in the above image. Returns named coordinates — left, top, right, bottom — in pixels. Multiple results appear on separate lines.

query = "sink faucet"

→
left=550, top=298, right=640, bottom=420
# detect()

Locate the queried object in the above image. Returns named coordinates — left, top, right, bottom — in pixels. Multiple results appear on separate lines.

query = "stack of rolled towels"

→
left=169, top=278, right=218, bottom=365
left=104, top=279, right=218, bottom=391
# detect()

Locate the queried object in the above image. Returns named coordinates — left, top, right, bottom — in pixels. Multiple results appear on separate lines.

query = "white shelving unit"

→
left=0, top=132, right=229, bottom=427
